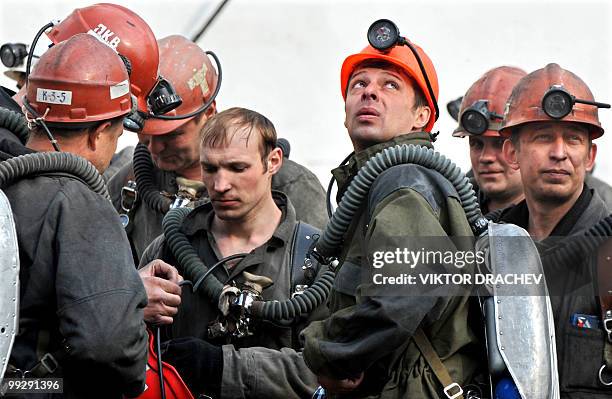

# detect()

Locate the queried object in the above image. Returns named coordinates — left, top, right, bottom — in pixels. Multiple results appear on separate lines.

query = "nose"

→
left=148, top=135, right=165, bottom=155
left=361, top=83, right=378, bottom=102
left=479, top=141, right=497, bottom=164
left=549, top=136, right=568, bottom=161
left=212, top=170, right=231, bottom=194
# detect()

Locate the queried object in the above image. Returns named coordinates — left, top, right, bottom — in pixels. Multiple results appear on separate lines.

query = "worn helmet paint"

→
left=26, top=33, right=131, bottom=124
left=47, top=3, right=160, bottom=114
left=141, top=35, right=218, bottom=135
left=500, top=63, right=604, bottom=139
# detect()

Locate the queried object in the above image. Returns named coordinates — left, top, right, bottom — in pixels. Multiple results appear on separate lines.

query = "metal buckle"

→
left=40, top=353, right=59, bottom=374
left=444, top=382, right=463, bottom=399
left=292, top=285, right=308, bottom=298
left=599, top=364, right=612, bottom=386
left=120, top=180, right=137, bottom=212
left=604, top=311, right=612, bottom=343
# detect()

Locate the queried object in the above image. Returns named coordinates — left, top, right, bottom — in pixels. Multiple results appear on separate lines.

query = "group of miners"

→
left=0, top=3, right=610, bottom=399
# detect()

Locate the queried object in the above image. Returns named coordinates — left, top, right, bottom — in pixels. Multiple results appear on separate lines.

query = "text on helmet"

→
left=87, top=24, right=121, bottom=50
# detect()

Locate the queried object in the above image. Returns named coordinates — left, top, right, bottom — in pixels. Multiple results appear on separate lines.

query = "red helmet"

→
left=25, top=33, right=132, bottom=124
left=47, top=3, right=159, bottom=114
left=141, top=35, right=218, bottom=135
left=453, top=66, right=527, bottom=138
left=500, top=63, right=606, bottom=139
left=128, top=330, right=194, bottom=399
left=340, top=41, right=439, bottom=132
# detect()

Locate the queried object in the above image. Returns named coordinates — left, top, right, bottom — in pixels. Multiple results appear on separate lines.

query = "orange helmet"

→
left=47, top=3, right=160, bottom=115
left=453, top=66, right=527, bottom=138
left=500, top=63, right=608, bottom=139
left=341, top=20, right=439, bottom=132
left=141, top=35, right=218, bottom=135
left=24, top=33, right=132, bottom=125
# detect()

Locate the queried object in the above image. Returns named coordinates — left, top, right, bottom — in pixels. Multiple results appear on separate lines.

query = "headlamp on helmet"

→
left=148, top=77, right=182, bottom=115
left=365, top=19, right=439, bottom=122
left=542, top=85, right=610, bottom=120
left=460, top=100, right=503, bottom=135
left=1, top=43, right=28, bottom=68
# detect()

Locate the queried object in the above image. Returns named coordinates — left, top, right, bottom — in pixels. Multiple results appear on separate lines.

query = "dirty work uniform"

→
left=108, top=161, right=183, bottom=264
left=0, top=87, right=30, bottom=157
left=140, top=192, right=328, bottom=399
left=102, top=145, right=134, bottom=182
left=586, top=173, right=612, bottom=210
left=108, top=156, right=328, bottom=264
left=1, top=142, right=148, bottom=398
left=498, top=186, right=611, bottom=398
left=301, top=133, right=480, bottom=398
left=272, top=157, right=329, bottom=229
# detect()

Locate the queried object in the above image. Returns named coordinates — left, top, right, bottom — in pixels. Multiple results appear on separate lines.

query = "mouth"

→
left=212, top=198, right=240, bottom=206
left=355, top=107, right=380, bottom=121
left=542, top=168, right=570, bottom=176
left=478, top=170, right=504, bottom=176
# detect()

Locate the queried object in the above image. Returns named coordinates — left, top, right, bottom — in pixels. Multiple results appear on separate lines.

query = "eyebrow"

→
left=350, top=68, right=404, bottom=83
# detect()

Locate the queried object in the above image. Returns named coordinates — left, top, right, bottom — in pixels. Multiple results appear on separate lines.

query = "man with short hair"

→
left=301, top=24, right=479, bottom=398
left=1, top=34, right=148, bottom=399
left=453, top=66, right=526, bottom=214
left=109, top=36, right=329, bottom=267
left=140, top=107, right=327, bottom=398
left=498, top=63, right=611, bottom=397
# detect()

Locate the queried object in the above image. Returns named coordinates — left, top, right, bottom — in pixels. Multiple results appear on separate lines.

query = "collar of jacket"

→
left=179, top=190, right=296, bottom=248
left=499, top=184, right=596, bottom=236
left=331, top=132, right=434, bottom=201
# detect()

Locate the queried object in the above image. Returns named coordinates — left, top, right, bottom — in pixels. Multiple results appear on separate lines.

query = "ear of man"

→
left=502, top=137, right=520, bottom=171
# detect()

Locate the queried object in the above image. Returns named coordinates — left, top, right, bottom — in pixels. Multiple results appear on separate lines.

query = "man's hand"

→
left=317, top=372, right=364, bottom=394
left=139, top=259, right=183, bottom=325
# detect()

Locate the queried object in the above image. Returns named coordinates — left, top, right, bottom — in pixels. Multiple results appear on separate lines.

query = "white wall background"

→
left=2, top=0, right=610, bottom=186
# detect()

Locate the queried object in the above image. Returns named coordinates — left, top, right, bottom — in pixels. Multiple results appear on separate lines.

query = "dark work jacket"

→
left=0, top=87, right=30, bottom=158
left=140, top=193, right=328, bottom=398
left=108, top=157, right=329, bottom=265
left=499, top=186, right=611, bottom=398
left=301, top=133, right=480, bottom=398
left=1, top=143, right=148, bottom=398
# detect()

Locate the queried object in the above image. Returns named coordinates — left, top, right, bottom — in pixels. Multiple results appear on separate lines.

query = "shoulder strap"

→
left=413, top=328, right=464, bottom=399
left=597, top=239, right=612, bottom=379
left=290, top=221, right=321, bottom=294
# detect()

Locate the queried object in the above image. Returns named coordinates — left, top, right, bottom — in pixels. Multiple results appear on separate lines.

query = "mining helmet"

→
left=340, top=19, right=439, bottom=132
left=141, top=35, right=218, bottom=135
left=24, top=33, right=132, bottom=125
left=454, top=66, right=527, bottom=137
left=500, top=63, right=609, bottom=139
left=46, top=3, right=182, bottom=129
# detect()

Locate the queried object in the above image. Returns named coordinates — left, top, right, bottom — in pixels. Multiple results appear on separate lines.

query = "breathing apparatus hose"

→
left=162, top=206, right=224, bottom=301
left=133, top=143, right=173, bottom=213
left=162, top=144, right=485, bottom=324
left=162, top=204, right=336, bottom=323
left=0, top=108, right=29, bottom=144
left=316, top=143, right=488, bottom=258
left=540, top=213, right=612, bottom=266
left=0, top=152, right=109, bottom=199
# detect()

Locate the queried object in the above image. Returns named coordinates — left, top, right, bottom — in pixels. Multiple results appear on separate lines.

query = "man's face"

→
left=200, top=126, right=281, bottom=221
left=141, top=114, right=209, bottom=174
left=344, top=66, right=430, bottom=151
left=469, top=135, right=523, bottom=201
left=503, top=122, right=596, bottom=204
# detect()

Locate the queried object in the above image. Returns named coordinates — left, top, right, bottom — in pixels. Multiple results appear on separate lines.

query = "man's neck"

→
left=488, top=192, right=524, bottom=212
left=526, top=188, right=582, bottom=240
left=211, top=194, right=282, bottom=257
